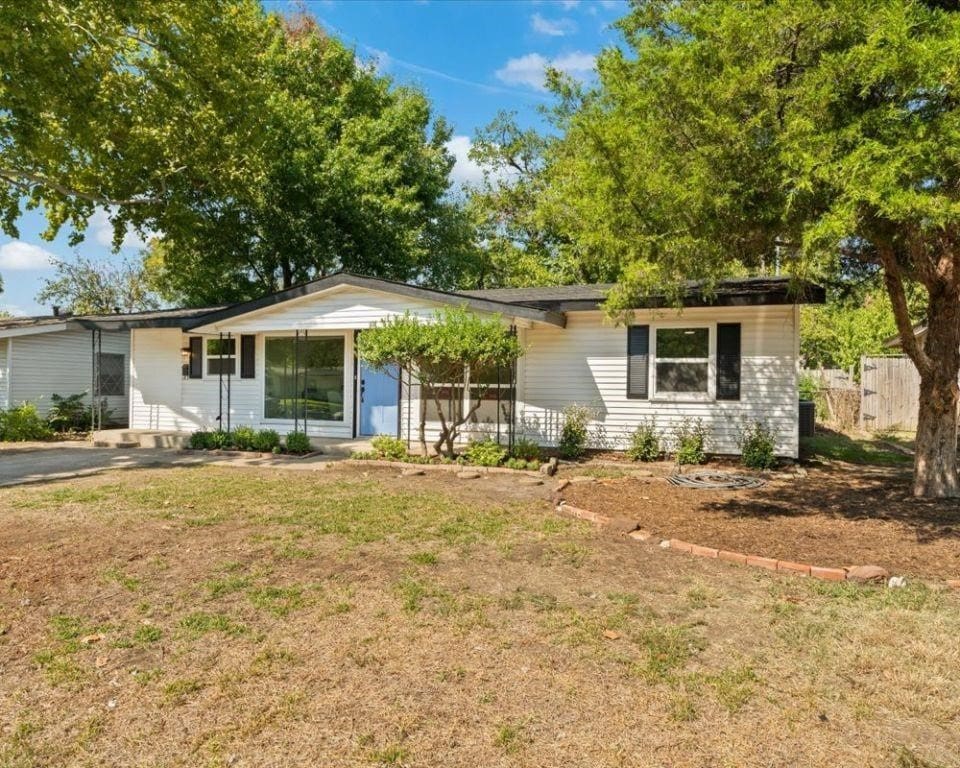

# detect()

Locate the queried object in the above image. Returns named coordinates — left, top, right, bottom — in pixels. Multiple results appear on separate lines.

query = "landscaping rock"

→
left=845, top=565, right=889, bottom=583
left=540, top=457, right=559, bottom=476
left=887, top=576, right=908, bottom=589
left=401, top=468, right=425, bottom=477
left=628, top=528, right=653, bottom=542
left=945, top=579, right=960, bottom=590
left=659, top=539, right=671, bottom=548
left=456, top=470, right=482, bottom=480
left=555, top=479, right=571, bottom=493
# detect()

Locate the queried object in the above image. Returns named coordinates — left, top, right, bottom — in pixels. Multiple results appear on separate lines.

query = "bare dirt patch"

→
left=1, top=464, right=958, bottom=767
left=563, top=464, right=960, bottom=578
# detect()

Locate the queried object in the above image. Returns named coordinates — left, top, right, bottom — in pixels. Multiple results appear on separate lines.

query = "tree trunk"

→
left=879, top=243, right=960, bottom=498
left=913, top=300, right=960, bottom=498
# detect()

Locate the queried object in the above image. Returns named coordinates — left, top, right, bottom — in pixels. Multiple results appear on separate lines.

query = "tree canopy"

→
left=1, top=2, right=472, bottom=305
left=36, top=254, right=159, bottom=315
left=516, top=0, right=960, bottom=497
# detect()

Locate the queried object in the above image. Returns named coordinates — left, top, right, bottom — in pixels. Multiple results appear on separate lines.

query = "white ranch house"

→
left=1, top=273, right=825, bottom=456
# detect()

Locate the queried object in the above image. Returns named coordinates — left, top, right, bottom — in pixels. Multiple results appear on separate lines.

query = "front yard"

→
left=1, top=465, right=958, bottom=767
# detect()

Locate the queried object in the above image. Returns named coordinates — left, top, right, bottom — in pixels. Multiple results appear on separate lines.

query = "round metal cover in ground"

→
left=666, top=471, right=766, bottom=490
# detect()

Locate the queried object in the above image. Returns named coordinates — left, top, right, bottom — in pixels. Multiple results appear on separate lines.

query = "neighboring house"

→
left=123, top=273, right=824, bottom=458
left=0, top=308, right=215, bottom=427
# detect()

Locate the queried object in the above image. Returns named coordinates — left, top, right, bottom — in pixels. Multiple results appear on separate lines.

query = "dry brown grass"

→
left=0, top=464, right=958, bottom=768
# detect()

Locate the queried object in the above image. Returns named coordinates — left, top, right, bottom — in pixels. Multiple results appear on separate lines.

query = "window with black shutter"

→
left=240, top=335, right=256, bottom=379
left=206, top=337, right=236, bottom=376
left=627, top=325, right=650, bottom=399
left=716, top=323, right=741, bottom=400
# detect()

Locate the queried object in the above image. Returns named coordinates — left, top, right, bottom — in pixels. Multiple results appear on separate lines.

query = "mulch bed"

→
left=562, top=465, right=960, bottom=579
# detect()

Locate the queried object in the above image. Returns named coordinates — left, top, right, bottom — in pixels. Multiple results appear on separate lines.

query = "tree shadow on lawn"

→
left=699, top=466, right=960, bottom=544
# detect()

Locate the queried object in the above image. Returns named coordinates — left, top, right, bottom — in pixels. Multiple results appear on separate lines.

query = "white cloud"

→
left=0, top=303, right=26, bottom=317
left=495, top=51, right=595, bottom=91
left=446, top=135, right=521, bottom=190
left=446, top=136, right=485, bottom=188
left=90, top=207, right=154, bottom=249
left=531, top=13, right=576, bottom=36
left=0, top=241, right=56, bottom=271
left=559, top=0, right=580, bottom=9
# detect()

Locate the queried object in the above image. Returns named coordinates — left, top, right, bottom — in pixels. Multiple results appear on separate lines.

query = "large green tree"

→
left=1, top=3, right=471, bottom=305
left=537, top=0, right=960, bottom=498
left=37, top=253, right=159, bottom=315
left=147, top=14, right=470, bottom=305
left=0, top=0, right=269, bottom=248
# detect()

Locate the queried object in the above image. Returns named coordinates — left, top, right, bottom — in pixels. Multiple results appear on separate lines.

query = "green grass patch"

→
left=248, top=585, right=306, bottom=617
left=163, top=678, right=204, bottom=704
left=800, top=434, right=912, bottom=466
left=178, top=612, right=246, bottom=637
left=204, top=574, right=253, bottom=599
left=102, top=566, right=141, bottom=592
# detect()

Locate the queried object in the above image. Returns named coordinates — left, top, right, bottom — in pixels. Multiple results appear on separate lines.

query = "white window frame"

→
left=205, top=337, right=236, bottom=377
left=650, top=322, right=716, bottom=402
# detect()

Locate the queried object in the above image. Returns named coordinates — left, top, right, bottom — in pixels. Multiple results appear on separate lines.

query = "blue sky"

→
left=0, top=0, right=627, bottom=316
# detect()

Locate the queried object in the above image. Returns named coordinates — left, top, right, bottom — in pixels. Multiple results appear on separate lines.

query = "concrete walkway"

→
left=0, top=443, right=339, bottom=488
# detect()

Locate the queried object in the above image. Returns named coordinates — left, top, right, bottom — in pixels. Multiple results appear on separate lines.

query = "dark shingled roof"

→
left=0, top=275, right=825, bottom=335
left=462, top=276, right=825, bottom=311
left=0, top=306, right=223, bottom=333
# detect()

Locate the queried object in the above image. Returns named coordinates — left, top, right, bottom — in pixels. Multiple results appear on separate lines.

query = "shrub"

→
left=231, top=426, right=257, bottom=451
left=47, top=393, right=88, bottom=432
left=504, top=457, right=542, bottom=471
left=370, top=434, right=408, bottom=460
left=464, top=437, right=507, bottom=467
left=558, top=404, right=591, bottom=460
left=738, top=420, right=778, bottom=470
left=672, top=418, right=707, bottom=466
left=0, top=403, right=53, bottom=441
left=208, top=430, right=232, bottom=449
left=252, top=429, right=281, bottom=452
left=626, top=420, right=660, bottom=462
left=285, top=431, right=312, bottom=454
left=189, top=430, right=212, bottom=449
left=510, top=437, right=541, bottom=462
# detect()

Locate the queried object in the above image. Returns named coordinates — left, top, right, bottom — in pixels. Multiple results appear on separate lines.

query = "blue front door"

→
left=359, top=362, right=399, bottom=436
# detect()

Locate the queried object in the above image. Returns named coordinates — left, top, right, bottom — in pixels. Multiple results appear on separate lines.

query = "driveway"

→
left=0, top=442, right=338, bottom=488
left=0, top=444, right=205, bottom=488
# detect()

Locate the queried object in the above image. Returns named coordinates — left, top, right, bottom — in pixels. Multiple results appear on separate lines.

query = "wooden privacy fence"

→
left=860, top=356, right=920, bottom=432
left=802, top=367, right=859, bottom=430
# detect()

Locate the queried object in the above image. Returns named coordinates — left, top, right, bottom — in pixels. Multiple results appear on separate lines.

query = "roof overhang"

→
left=0, top=322, right=68, bottom=339
left=185, top=272, right=567, bottom=330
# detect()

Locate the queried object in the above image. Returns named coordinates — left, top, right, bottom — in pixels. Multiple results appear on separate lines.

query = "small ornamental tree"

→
left=356, top=308, right=523, bottom=458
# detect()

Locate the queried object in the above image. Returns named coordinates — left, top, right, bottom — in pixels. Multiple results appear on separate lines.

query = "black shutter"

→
left=188, top=337, right=203, bottom=379
left=627, top=325, right=650, bottom=399
left=240, top=335, right=256, bottom=379
left=716, top=323, right=741, bottom=400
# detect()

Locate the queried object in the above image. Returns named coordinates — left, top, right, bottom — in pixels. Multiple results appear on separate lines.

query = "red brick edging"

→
left=553, top=487, right=960, bottom=589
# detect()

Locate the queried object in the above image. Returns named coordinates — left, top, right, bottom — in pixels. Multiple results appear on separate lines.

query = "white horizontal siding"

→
left=515, top=306, right=800, bottom=457
left=130, top=328, right=356, bottom=438
left=7, top=328, right=130, bottom=423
